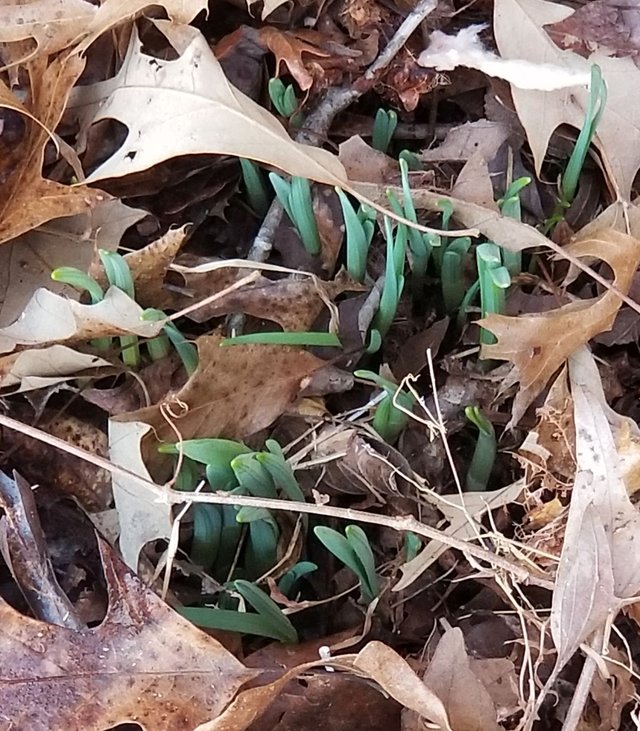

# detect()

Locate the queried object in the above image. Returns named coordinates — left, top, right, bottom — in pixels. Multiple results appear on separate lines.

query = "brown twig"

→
left=0, top=413, right=554, bottom=591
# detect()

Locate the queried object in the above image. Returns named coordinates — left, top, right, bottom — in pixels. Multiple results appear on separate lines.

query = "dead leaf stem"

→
left=0, top=413, right=554, bottom=591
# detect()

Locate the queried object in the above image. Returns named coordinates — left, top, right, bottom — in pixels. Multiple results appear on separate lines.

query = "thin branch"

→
left=0, top=413, right=554, bottom=591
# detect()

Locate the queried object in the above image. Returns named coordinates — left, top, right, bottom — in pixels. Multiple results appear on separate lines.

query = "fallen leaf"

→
left=110, top=419, right=175, bottom=570
left=117, top=333, right=325, bottom=466
left=0, top=198, right=145, bottom=327
left=419, top=120, right=511, bottom=163
left=423, top=628, right=501, bottom=731
left=80, top=29, right=347, bottom=187
left=0, top=534, right=255, bottom=730
left=552, top=347, right=640, bottom=672
left=480, top=230, right=640, bottom=425
left=353, top=641, right=452, bottom=731
left=257, top=27, right=331, bottom=90
left=0, top=286, right=163, bottom=355
left=493, top=0, right=640, bottom=201
left=0, top=345, right=111, bottom=392
left=0, top=54, right=106, bottom=245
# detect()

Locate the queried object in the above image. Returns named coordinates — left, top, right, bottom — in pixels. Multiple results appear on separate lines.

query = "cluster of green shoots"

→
left=159, top=437, right=380, bottom=642
left=51, top=251, right=198, bottom=375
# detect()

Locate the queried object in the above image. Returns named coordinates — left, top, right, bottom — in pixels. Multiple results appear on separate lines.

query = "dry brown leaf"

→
left=551, top=347, right=640, bottom=672
left=0, top=199, right=145, bottom=327
left=493, top=0, right=640, bottom=201
left=109, top=420, right=173, bottom=569
left=420, top=121, right=512, bottom=163
left=0, top=0, right=207, bottom=61
left=353, top=641, right=452, bottom=731
left=117, top=333, right=325, bottom=465
left=82, top=29, right=347, bottom=187
left=0, top=345, right=111, bottom=392
left=0, top=535, right=255, bottom=730
left=0, top=287, right=163, bottom=355
left=480, top=229, right=640, bottom=426
left=0, top=54, right=107, bottom=245
left=257, top=27, right=330, bottom=90
left=423, top=628, right=501, bottom=731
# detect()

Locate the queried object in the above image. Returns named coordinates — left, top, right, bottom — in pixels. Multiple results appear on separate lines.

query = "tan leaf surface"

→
left=0, top=199, right=145, bottom=327
left=494, top=0, right=640, bottom=201
left=0, top=0, right=207, bottom=60
left=480, top=230, right=640, bottom=426
left=423, top=628, right=501, bottom=731
left=353, top=641, right=452, bottom=731
left=0, top=54, right=106, bottom=245
left=551, top=347, right=640, bottom=671
left=0, top=535, right=255, bottom=730
left=0, top=287, right=163, bottom=355
left=257, top=27, right=330, bottom=90
left=82, top=29, right=347, bottom=186
left=118, top=333, right=325, bottom=461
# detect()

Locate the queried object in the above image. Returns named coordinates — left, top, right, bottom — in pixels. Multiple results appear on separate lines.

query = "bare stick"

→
left=0, top=413, right=553, bottom=591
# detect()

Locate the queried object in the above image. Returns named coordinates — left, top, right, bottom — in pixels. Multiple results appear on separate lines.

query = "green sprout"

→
left=220, top=331, right=341, bottom=347
left=497, top=176, right=531, bottom=277
left=465, top=406, right=497, bottom=492
left=441, top=236, right=472, bottom=313
left=278, top=561, right=317, bottom=598
left=336, top=189, right=376, bottom=283
left=180, top=580, right=298, bottom=643
left=430, top=199, right=454, bottom=272
left=99, top=249, right=140, bottom=368
left=159, top=438, right=306, bottom=581
left=355, top=370, right=416, bottom=444
left=476, top=242, right=511, bottom=348
left=372, top=108, right=398, bottom=153
left=239, top=158, right=269, bottom=216
left=388, top=158, right=434, bottom=303
left=546, top=64, right=607, bottom=231
left=140, top=308, right=199, bottom=376
left=314, top=525, right=379, bottom=604
left=368, top=215, right=406, bottom=352
left=269, top=174, right=321, bottom=255
left=268, top=78, right=303, bottom=127
left=398, top=149, right=422, bottom=170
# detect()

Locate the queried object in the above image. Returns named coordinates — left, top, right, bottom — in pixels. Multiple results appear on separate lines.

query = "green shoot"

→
left=476, top=242, right=511, bottom=348
left=220, top=331, right=341, bottom=347
left=561, top=64, right=607, bottom=207
left=404, top=532, right=422, bottom=562
left=441, top=236, right=471, bottom=313
left=314, top=525, right=379, bottom=604
left=398, top=149, right=422, bottom=170
left=368, top=216, right=405, bottom=352
left=268, top=78, right=299, bottom=119
left=99, top=249, right=140, bottom=369
left=372, top=108, right=398, bottom=153
left=336, top=189, right=375, bottom=283
left=497, top=176, right=531, bottom=276
left=181, top=580, right=298, bottom=643
left=239, top=158, right=269, bottom=216
left=278, top=561, right=317, bottom=597
left=355, top=369, right=415, bottom=444
left=269, top=174, right=321, bottom=255
left=50, top=266, right=110, bottom=351
left=465, top=406, right=497, bottom=492
left=140, top=308, right=199, bottom=376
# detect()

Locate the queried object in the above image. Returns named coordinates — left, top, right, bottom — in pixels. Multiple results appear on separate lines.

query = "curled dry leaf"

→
left=480, top=230, right=640, bottom=426
left=81, top=29, right=347, bottom=187
left=0, top=287, right=163, bottom=355
left=551, top=347, right=640, bottom=672
left=257, top=27, right=331, bottom=90
left=0, top=535, right=256, bottom=730
left=117, top=333, right=325, bottom=468
left=0, top=54, right=106, bottom=245
left=0, top=0, right=208, bottom=60
left=353, top=641, right=452, bottom=731
left=493, top=0, right=640, bottom=201
left=422, top=628, right=501, bottom=731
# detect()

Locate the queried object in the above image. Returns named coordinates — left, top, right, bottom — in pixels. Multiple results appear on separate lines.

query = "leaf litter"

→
left=2, top=0, right=640, bottom=729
